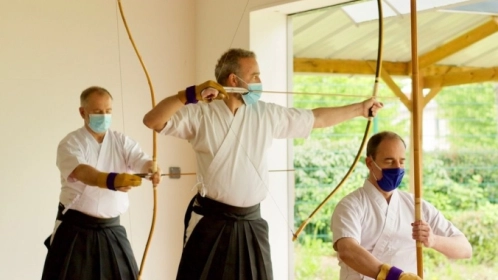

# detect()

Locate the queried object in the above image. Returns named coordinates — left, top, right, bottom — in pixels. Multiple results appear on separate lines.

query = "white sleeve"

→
left=266, top=103, right=314, bottom=139
left=159, top=105, right=199, bottom=140
left=331, top=196, right=363, bottom=250
left=122, top=134, right=151, bottom=173
left=56, top=136, right=86, bottom=180
left=423, top=200, right=464, bottom=237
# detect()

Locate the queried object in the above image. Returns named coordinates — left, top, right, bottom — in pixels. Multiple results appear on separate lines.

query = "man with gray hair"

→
left=144, top=48, right=383, bottom=279
left=42, top=86, right=161, bottom=280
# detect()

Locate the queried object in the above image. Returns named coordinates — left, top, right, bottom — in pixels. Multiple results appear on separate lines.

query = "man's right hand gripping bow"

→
left=377, top=264, right=422, bottom=280
left=177, top=80, right=228, bottom=104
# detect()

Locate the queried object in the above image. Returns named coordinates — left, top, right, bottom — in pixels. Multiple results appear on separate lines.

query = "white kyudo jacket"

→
left=57, top=127, right=150, bottom=218
left=161, top=100, right=314, bottom=207
left=332, top=180, right=464, bottom=279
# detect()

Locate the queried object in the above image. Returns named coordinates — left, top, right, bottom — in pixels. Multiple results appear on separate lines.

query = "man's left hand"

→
left=147, top=167, right=162, bottom=185
left=412, top=220, right=435, bottom=248
left=362, top=98, right=383, bottom=118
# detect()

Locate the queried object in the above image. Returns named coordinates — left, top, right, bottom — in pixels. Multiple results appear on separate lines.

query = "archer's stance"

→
left=143, top=48, right=383, bottom=279
left=331, top=131, right=472, bottom=280
left=42, top=86, right=161, bottom=280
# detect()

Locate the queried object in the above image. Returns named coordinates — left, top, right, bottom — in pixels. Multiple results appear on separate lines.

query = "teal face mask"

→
left=235, top=75, right=262, bottom=105
left=242, top=83, right=262, bottom=105
left=88, top=114, right=112, bottom=133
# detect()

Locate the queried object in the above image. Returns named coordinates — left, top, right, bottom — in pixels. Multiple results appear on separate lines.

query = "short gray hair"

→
left=80, top=86, right=113, bottom=107
left=214, top=48, right=256, bottom=85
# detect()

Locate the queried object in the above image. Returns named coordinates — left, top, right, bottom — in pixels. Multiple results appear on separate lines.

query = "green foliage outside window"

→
left=292, top=75, right=498, bottom=279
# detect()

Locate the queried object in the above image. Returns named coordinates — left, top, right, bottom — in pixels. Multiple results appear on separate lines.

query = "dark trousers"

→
left=41, top=204, right=138, bottom=280
left=177, top=194, right=273, bottom=280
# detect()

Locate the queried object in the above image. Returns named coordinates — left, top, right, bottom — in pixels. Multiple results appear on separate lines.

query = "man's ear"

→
left=228, top=73, right=238, bottom=87
left=79, top=107, right=85, bottom=119
left=365, top=156, right=373, bottom=170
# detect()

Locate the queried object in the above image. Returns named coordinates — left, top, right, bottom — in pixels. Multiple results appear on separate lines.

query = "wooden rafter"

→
left=367, top=61, right=412, bottom=110
left=423, top=67, right=498, bottom=88
left=418, top=17, right=498, bottom=69
left=423, top=87, right=442, bottom=108
left=294, top=57, right=481, bottom=77
left=381, top=71, right=412, bottom=111
left=294, top=58, right=406, bottom=76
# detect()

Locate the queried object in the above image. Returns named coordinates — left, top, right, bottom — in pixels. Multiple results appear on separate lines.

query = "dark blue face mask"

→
left=372, top=161, right=405, bottom=192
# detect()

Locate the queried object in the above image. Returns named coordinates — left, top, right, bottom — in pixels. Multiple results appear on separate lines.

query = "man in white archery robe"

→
left=42, top=86, right=161, bottom=280
left=143, top=48, right=383, bottom=280
left=331, top=131, right=472, bottom=280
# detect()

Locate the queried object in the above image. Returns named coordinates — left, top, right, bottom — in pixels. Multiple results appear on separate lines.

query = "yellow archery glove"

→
left=96, top=172, right=142, bottom=191
left=376, top=264, right=422, bottom=280
left=178, top=80, right=228, bottom=104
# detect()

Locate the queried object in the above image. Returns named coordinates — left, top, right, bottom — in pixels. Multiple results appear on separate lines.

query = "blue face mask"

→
left=242, top=83, right=262, bottom=105
left=372, top=160, right=405, bottom=192
left=235, top=75, right=262, bottom=105
left=88, top=114, right=112, bottom=133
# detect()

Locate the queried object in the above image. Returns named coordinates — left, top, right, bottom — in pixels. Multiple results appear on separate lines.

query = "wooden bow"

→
left=292, top=0, right=385, bottom=241
left=117, top=1, right=158, bottom=279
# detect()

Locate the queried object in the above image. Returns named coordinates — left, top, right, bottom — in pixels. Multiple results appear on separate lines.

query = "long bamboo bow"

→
left=292, top=0, right=385, bottom=241
left=116, top=1, right=158, bottom=279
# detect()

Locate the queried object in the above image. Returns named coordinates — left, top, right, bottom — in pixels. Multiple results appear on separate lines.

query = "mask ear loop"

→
left=372, top=172, right=379, bottom=181
left=234, top=74, right=250, bottom=96
left=370, top=157, right=381, bottom=181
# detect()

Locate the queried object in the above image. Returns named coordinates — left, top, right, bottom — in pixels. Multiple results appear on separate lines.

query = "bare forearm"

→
left=336, top=238, right=383, bottom=278
left=340, top=248, right=382, bottom=278
left=312, top=102, right=363, bottom=128
left=143, top=95, right=184, bottom=132
left=70, top=164, right=101, bottom=186
left=432, top=235, right=472, bottom=259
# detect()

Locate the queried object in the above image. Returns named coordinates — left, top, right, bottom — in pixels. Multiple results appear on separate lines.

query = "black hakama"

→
left=41, top=204, right=138, bottom=280
left=177, top=194, right=273, bottom=280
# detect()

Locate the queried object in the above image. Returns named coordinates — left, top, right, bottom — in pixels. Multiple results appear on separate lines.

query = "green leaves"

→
left=292, top=75, right=498, bottom=277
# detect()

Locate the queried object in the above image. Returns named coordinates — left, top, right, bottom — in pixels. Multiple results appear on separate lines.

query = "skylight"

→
left=342, top=0, right=474, bottom=23
left=386, top=0, right=471, bottom=14
left=440, top=0, right=498, bottom=15
left=342, top=1, right=397, bottom=23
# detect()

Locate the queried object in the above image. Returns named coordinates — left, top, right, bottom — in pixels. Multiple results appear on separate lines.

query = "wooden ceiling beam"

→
left=418, top=17, right=498, bottom=69
left=423, top=87, right=442, bottom=108
left=294, top=57, right=481, bottom=77
left=423, top=67, right=498, bottom=88
left=294, top=58, right=407, bottom=76
left=380, top=71, right=412, bottom=111
left=366, top=62, right=412, bottom=111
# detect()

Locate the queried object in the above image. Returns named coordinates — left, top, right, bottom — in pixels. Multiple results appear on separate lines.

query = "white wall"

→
left=251, top=8, right=294, bottom=280
left=0, top=1, right=196, bottom=279
left=0, top=0, right=350, bottom=279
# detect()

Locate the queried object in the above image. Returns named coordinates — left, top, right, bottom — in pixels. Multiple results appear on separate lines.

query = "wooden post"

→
left=410, top=0, right=424, bottom=278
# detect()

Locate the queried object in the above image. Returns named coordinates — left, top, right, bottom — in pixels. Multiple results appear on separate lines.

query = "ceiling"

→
left=291, top=0, right=498, bottom=68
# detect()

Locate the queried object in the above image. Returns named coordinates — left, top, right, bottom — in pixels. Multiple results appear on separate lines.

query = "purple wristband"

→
left=185, top=85, right=198, bottom=104
left=386, top=266, right=403, bottom=280
left=106, top=172, right=118, bottom=191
